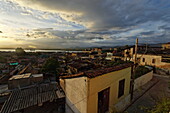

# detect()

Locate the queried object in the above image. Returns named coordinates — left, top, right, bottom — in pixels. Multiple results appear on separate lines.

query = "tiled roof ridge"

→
left=60, top=72, right=84, bottom=79
left=60, top=63, right=132, bottom=79
left=85, top=63, right=132, bottom=78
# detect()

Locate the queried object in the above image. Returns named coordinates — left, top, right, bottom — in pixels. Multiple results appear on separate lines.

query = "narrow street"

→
left=126, top=75, right=170, bottom=113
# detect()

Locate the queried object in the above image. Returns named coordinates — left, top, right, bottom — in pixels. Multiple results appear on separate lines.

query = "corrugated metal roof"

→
left=32, top=74, right=43, bottom=78
left=0, top=83, right=65, bottom=113
left=9, top=73, right=31, bottom=80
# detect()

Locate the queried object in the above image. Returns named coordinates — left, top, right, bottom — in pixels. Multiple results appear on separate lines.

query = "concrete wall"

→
left=162, top=44, right=170, bottom=50
left=63, top=77, right=88, bottom=113
left=8, top=78, right=31, bottom=89
left=136, top=54, right=162, bottom=66
left=114, top=94, right=131, bottom=112
left=61, top=67, right=132, bottom=113
left=134, top=71, right=153, bottom=90
left=124, top=48, right=134, bottom=61
left=106, top=52, right=113, bottom=60
left=134, top=54, right=170, bottom=70
left=87, top=67, right=131, bottom=113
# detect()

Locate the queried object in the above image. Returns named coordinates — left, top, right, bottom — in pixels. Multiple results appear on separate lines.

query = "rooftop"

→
left=0, top=83, right=65, bottom=113
left=32, top=74, right=43, bottom=77
left=60, top=63, right=132, bottom=79
left=9, top=73, right=31, bottom=80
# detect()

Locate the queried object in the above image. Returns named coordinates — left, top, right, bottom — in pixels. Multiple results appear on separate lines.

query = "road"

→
left=126, top=75, right=170, bottom=113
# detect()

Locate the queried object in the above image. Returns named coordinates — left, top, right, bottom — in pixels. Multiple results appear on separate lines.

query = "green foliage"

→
left=41, top=57, right=60, bottom=75
left=15, top=47, right=26, bottom=56
left=147, top=98, right=170, bottom=113
left=0, top=56, right=6, bottom=63
left=134, top=66, right=150, bottom=79
left=139, top=98, right=170, bottom=113
left=107, top=60, right=132, bottom=67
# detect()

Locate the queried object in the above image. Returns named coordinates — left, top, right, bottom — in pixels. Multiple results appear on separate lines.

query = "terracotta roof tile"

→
left=85, top=63, right=132, bottom=78
left=60, top=72, right=84, bottom=79
left=60, top=63, right=133, bottom=79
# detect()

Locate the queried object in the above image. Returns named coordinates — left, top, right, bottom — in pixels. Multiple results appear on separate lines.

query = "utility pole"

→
left=131, top=38, right=138, bottom=101
left=134, top=38, right=138, bottom=65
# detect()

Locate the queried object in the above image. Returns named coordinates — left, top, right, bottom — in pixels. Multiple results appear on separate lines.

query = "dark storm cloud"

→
left=29, top=29, right=104, bottom=40
left=158, top=25, right=170, bottom=30
left=3, top=0, right=169, bottom=48
left=140, top=31, right=155, bottom=35
left=14, top=0, right=170, bottom=30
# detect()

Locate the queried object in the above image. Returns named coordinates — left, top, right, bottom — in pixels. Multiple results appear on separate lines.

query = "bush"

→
left=135, top=66, right=151, bottom=79
left=41, top=57, right=60, bottom=75
left=148, top=98, right=170, bottom=113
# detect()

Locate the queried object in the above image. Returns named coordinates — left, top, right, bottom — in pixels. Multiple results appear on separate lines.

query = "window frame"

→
left=142, top=58, right=145, bottom=62
left=118, top=79, right=125, bottom=98
left=152, top=59, right=156, bottom=64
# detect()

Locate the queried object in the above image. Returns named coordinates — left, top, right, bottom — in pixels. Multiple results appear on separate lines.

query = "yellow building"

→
left=124, top=47, right=134, bottom=61
left=60, top=64, right=132, bottom=113
left=162, top=42, right=170, bottom=50
left=135, top=54, right=162, bottom=66
left=71, top=53, right=77, bottom=57
left=134, top=54, right=170, bottom=67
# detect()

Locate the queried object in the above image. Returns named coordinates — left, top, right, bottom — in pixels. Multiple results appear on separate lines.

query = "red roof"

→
left=85, top=63, right=132, bottom=78
left=60, top=72, right=84, bottom=79
left=60, top=63, right=132, bottom=79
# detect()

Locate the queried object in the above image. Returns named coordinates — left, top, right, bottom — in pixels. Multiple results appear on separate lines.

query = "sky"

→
left=0, top=0, right=170, bottom=49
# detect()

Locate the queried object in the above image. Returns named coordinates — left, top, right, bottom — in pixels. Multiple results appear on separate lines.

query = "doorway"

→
left=98, top=87, right=110, bottom=113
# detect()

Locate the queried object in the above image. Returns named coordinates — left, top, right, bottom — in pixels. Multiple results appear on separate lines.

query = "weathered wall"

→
left=63, top=77, right=88, bottom=113
left=114, top=94, right=131, bottom=112
left=137, top=54, right=162, bottom=66
left=134, top=54, right=170, bottom=70
left=134, top=71, right=153, bottom=90
left=87, top=67, right=131, bottom=113
left=162, top=44, right=170, bottom=50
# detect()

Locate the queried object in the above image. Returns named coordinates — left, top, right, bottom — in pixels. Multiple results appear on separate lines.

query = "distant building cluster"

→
left=0, top=42, right=170, bottom=113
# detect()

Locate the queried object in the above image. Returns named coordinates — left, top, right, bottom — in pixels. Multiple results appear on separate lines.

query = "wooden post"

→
left=131, top=38, right=138, bottom=101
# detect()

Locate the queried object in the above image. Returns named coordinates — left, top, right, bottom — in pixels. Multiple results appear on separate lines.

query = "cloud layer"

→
left=12, top=0, right=170, bottom=29
left=0, top=0, right=170, bottom=48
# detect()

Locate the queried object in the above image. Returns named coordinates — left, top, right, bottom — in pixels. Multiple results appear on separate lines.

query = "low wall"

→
left=134, top=71, right=153, bottom=90
left=114, top=94, right=131, bottom=112
left=156, top=67, right=170, bottom=75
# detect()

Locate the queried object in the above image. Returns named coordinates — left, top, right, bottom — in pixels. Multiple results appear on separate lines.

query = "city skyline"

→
left=0, top=0, right=170, bottom=49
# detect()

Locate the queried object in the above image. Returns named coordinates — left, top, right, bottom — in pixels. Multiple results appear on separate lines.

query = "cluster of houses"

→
left=0, top=42, right=170, bottom=113
left=123, top=43, right=170, bottom=71
left=58, top=42, right=170, bottom=113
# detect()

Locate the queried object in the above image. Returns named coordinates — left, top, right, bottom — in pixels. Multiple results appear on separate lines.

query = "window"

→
left=142, top=58, right=145, bottom=62
left=152, top=59, right=156, bottom=64
left=118, top=79, right=125, bottom=98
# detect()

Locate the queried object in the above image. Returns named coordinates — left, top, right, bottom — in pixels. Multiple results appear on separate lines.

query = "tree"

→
left=15, top=47, right=26, bottom=56
left=41, top=57, right=60, bottom=75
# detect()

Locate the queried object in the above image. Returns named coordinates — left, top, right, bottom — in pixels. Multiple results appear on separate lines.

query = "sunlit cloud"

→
left=0, top=0, right=170, bottom=48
